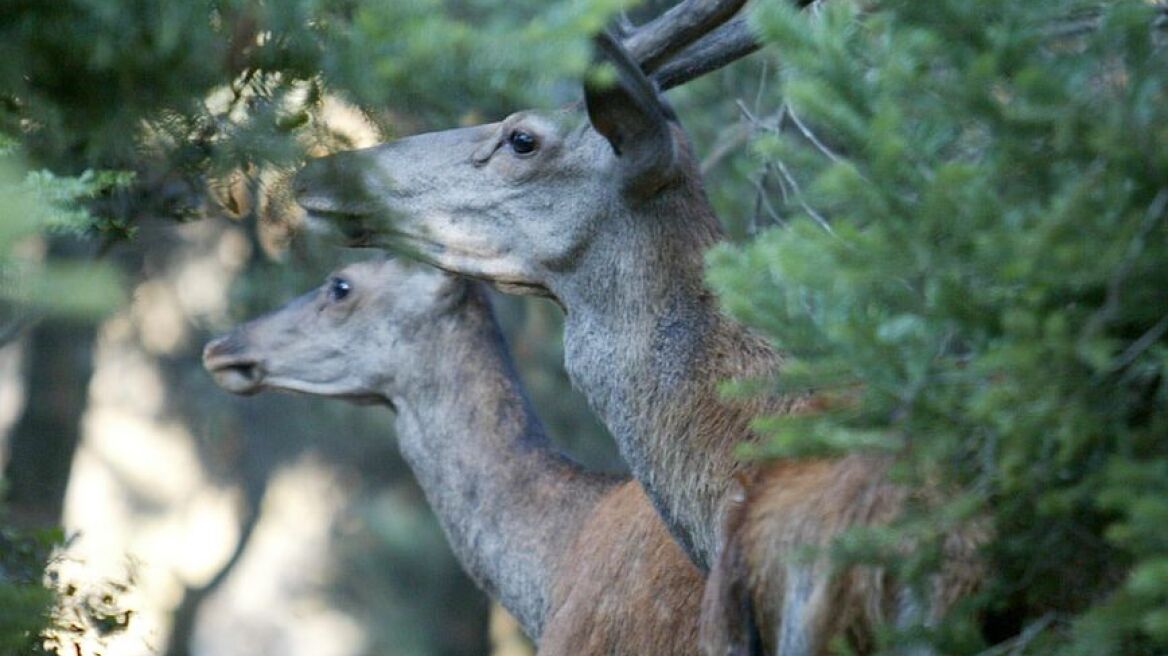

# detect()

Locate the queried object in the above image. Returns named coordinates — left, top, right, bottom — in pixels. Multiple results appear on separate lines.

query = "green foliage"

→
left=320, top=0, right=624, bottom=127
left=707, top=1, right=1168, bottom=652
left=0, top=495, right=136, bottom=656
left=0, top=0, right=622, bottom=170
left=0, top=509, right=61, bottom=656
left=0, top=0, right=629, bottom=330
left=0, top=0, right=627, bottom=293
left=0, top=152, right=127, bottom=333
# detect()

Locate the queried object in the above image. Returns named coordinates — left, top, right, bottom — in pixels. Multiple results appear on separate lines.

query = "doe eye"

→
left=508, top=130, right=537, bottom=155
left=329, top=277, right=352, bottom=301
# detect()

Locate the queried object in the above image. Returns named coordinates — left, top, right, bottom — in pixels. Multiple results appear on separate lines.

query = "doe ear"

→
left=584, top=30, right=679, bottom=198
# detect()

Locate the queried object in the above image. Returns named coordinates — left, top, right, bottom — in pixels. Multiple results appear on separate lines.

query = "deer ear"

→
left=585, top=31, right=679, bottom=197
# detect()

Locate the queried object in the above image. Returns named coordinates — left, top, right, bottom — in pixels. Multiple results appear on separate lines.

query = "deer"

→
left=291, top=2, right=983, bottom=652
left=202, top=257, right=706, bottom=654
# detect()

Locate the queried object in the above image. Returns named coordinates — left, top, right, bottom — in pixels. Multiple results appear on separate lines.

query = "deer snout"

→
left=293, top=152, right=385, bottom=213
left=294, top=153, right=388, bottom=246
left=203, top=332, right=264, bottom=396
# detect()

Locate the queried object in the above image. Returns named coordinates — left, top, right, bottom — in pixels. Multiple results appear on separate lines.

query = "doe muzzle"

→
left=203, top=332, right=264, bottom=396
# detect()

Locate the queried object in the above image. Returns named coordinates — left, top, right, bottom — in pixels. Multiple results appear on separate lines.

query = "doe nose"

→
left=202, top=332, right=246, bottom=368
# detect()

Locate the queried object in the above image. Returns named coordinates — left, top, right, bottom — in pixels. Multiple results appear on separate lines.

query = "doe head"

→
left=203, top=258, right=467, bottom=403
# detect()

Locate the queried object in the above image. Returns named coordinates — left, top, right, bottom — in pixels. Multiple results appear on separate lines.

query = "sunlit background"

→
left=0, top=10, right=764, bottom=645
left=0, top=207, right=628, bottom=655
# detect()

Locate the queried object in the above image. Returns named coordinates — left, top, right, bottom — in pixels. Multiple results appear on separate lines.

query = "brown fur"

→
left=290, top=33, right=986, bottom=650
left=701, top=456, right=985, bottom=655
left=206, top=262, right=709, bottom=652
left=542, top=482, right=704, bottom=655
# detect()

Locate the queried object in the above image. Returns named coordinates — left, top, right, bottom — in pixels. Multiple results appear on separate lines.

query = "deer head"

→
left=292, top=1, right=774, bottom=570
left=293, top=1, right=759, bottom=299
left=202, top=257, right=466, bottom=403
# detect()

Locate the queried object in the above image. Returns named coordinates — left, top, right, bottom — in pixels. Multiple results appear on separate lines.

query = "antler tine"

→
left=650, top=0, right=822, bottom=90
left=653, top=14, right=759, bottom=91
left=623, top=0, right=749, bottom=75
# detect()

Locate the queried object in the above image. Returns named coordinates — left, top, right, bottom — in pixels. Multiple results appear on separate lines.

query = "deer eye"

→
left=328, top=277, right=352, bottom=302
left=508, top=130, right=537, bottom=155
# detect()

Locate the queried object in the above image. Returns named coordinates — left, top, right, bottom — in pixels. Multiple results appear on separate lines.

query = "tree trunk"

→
left=3, top=236, right=101, bottom=529
left=2, top=315, right=96, bottom=528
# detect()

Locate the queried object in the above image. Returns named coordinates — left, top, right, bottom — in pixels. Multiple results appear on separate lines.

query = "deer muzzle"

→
left=294, top=151, right=387, bottom=245
left=203, top=333, right=265, bottom=395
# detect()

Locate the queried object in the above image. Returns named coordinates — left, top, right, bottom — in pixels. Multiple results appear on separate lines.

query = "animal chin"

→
left=426, top=249, right=549, bottom=297
left=261, top=377, right=386, bottom=407
left=340, top=393, right=389, bottom=407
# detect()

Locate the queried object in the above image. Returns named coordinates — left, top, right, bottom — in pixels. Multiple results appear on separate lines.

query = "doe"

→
left=204, top=258, right=705, bottom=654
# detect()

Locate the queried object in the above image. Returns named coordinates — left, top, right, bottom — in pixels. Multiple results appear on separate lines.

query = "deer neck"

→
left=389, top=288, right=615, bottom=639
left=552, top=202, right=782, bottom=571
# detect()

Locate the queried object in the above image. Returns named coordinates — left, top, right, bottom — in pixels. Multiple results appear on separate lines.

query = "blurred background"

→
left=0, top=1, right=765, bottom=653
left=6, top=1, right=1168, bottom=654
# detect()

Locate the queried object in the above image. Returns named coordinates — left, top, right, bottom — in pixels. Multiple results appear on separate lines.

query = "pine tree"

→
left=707, top=1, right=1168, bottom=652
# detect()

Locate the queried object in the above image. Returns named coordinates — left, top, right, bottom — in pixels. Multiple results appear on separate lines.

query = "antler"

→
left=621, top=0, right=749, bottom=75
left=621, top=0, right=824, bottom=91
left=653, top=14, right=759, bottom=91
left=643, top=0, right=1168, bottom=91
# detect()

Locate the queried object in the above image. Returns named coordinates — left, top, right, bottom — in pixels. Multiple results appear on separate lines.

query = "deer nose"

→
left=294, top=151, right=381, bottom=211
left=202, top=332, right=246, bottom=364
left=203, top=332, right=265, bottom=395
left=293, top=155, right=340, bottom=206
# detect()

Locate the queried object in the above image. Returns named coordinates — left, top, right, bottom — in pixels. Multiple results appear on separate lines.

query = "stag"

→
left=293, top=2, right=982, bottom=652
left=203, top=258, right=705, bottom=654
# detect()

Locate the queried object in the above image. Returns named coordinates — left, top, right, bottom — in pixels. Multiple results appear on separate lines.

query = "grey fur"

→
left=293, top=108, right=755, bottom=571
left=203, top=260, right=614, bottom=638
